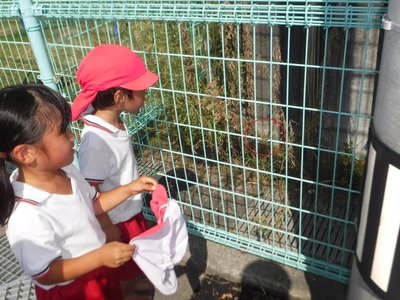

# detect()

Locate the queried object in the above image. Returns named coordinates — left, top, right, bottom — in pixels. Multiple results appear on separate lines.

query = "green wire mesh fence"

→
left=0, top=0, right=388, bottom=288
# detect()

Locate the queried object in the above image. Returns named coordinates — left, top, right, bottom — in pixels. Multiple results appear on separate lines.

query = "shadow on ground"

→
left=188, top=273, right=285, bottom=300
left=171, top=234, right=289, bottom=300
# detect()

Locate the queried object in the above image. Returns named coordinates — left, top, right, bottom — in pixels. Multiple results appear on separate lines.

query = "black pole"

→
left=347, top=2, right=400, bottom=299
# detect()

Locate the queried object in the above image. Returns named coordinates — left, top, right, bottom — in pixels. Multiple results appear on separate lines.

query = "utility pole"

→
left=347, top=1, right=400, bottom=299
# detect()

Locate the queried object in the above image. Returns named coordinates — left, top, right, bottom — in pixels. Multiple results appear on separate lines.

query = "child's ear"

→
left=11, top=145, right=37, bottom=164
left=114, top=89, right=128, bottom=105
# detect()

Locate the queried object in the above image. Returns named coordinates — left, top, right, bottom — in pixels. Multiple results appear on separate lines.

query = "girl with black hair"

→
left=0, top=84, right=157, bottom=300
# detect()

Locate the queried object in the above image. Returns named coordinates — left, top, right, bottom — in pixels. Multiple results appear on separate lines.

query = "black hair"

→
left=0, top=84, right=71, bottom=226
left=92, top=87, right=132, bottom=111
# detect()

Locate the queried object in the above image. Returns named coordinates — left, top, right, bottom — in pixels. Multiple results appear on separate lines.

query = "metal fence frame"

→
left=0, top=0, right=388, bottom=291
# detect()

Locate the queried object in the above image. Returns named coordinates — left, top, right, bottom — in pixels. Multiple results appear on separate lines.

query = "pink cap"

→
left=130, top=185, right=188, bottom=295
left=71, top=44, right=159, bottom=121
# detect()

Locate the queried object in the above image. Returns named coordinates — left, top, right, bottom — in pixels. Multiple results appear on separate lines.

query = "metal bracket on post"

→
left=382, top=14, right=400, bottom=33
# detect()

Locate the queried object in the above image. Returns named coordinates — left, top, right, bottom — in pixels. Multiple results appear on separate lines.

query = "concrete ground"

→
left=155, top=234, right=348, bottom=300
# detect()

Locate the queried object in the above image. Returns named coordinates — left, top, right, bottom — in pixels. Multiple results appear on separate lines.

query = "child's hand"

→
left=129, top=176, right=157, bottom=195
left=95, top=177, right=157, bottom=215
left=99, top=242, right=135, bottom=268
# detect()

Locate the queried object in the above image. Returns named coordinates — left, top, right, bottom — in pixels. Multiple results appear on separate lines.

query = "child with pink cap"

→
left=71, top=44, right=159, bottom=300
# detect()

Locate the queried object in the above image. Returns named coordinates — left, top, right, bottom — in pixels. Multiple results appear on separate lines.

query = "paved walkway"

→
left=153, top=234, right=349, bottom=300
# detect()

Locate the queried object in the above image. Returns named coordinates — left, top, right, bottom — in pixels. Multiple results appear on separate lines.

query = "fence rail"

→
left=31, top=2, right=386, bottom=28
left=2, top=1, right=388, bottom=28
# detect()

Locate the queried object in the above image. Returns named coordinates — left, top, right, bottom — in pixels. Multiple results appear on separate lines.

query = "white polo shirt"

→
left=6, top=164, right=105, bottom=290
left=78, top=115, right=142, bottom=223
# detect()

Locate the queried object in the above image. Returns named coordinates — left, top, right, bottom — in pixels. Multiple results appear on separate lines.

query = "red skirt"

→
left=115, top=212, right=148, bottom=281
left=35, top=266, right=123, bottom=300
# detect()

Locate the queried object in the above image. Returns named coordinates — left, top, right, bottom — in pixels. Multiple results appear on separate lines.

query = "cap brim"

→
left=120, top=70, right=159, bottom=91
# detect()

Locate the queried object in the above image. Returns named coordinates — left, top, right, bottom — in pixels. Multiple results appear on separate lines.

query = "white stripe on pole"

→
left=371, top=164, right=400, bottom=292
left=356, top=144, right=376, bottom=261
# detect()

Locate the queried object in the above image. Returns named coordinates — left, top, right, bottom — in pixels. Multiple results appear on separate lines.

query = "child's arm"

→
left=96, top=212, right=121, bottom=242
left=91, top=184, right=121, bottom=242
left=92, top=176, right=157, bottom=215
left=36, top=241, right=134, bottom=285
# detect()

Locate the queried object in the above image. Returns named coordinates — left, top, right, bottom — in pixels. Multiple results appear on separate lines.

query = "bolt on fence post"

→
left=347, top=1, right=400, bottom=300
left=18, top=0, right=58, bottom=91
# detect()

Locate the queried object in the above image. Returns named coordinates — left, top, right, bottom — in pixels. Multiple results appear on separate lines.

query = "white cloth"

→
left=6, top=164, right=105, bottom=290
left=130, top=185, right=188, bottom=295
left=78, top=115, right=142, bottom=223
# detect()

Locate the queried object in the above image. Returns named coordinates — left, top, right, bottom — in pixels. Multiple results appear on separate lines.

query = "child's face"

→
left=34, top=117, right=76, bottom=170
left=124, top=90, right=146, bottom=114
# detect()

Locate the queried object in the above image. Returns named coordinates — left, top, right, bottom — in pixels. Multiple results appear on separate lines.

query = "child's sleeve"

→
left=78, top=134, right=111, bottom=185
left=6, top=206, right=63, bottom=282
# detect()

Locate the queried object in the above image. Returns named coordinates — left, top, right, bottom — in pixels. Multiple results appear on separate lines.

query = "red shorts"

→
left=35, top=266, right=123, bottom=300
left=115, top=212, right=148, bottom=281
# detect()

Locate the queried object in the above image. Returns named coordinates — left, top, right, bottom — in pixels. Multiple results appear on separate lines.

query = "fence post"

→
left=347, top=1, right=400, bottom=299
left=18, top=0, right=58, bottom=91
